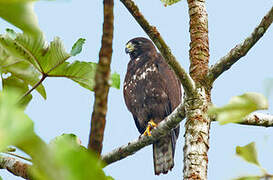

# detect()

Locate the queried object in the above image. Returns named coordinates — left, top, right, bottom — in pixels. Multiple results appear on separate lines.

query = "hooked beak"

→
left=125, top=42, right=134, bottom=54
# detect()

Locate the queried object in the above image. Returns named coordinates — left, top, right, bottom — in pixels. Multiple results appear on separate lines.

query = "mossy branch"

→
left=208, top=6, right=273, bottom=85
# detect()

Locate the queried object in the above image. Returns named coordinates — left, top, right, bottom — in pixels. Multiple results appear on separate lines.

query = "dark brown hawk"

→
left=123, top=37, right=182, bottom=175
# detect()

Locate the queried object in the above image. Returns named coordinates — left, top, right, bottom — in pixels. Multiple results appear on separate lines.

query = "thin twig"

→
left=208, top=6, right=273, bottom=84
left=88, top=0, right=114, bottom=155
left=0, top=155, right=31, bottom=180
left=101, top=103, right=185, bottom=165
left=4, top=152, right=32, bottom=162
left=19, top=74, right=47, bottom=103
left=120, top=0, right=196, bottom=97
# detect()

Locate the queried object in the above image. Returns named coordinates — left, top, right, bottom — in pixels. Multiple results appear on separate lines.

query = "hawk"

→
left=123, top=37, right=182, bottom=175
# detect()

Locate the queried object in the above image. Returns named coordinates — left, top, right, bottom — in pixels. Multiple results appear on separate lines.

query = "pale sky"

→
left=0, top=0, right=273, bottom=180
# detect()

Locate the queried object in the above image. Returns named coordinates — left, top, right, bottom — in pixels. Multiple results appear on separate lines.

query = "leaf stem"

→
left=4, top=152, right=32, bottom=162
left=19, top=74, right=47, bottom=102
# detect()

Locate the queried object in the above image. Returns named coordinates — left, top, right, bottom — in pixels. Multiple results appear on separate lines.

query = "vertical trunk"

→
left=184, top=0, right=210, bottom=179
left=88, top=0, right=114, bottom=155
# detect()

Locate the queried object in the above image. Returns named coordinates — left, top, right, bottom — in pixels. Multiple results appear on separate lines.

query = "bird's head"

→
left=125, top=37, right=156, bottom=59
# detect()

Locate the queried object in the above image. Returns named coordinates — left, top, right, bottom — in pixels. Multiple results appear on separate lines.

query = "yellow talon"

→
left=148, top=120, right=157, bottom=128
left=143, top=120, right=157, bottom=136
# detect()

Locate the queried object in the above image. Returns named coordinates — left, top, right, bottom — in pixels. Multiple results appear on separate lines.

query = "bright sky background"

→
left=0, top=0, right=273, bottom=180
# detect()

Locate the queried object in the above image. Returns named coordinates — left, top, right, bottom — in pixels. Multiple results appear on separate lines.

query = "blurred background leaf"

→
left=208, top=92, right=268, bottom=124
left=0, top=0, right=42, bottom=37
left=160, top=0, right=181, bottom=6
left=236, top=142, right=260, bottom=166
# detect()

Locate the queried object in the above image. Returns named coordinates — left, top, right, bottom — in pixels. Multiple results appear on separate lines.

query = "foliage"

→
left=0, top=30, right=120, bottom=103
left=236, top=142, right=260, bottom=166
left=0, top=90, right=111, bottom=180
left=0, top=0, right=42, bottom=37
left=70, top=38, right=86, bottom=56
left=208, top=92, right=268, bottom=124
left=0, top=90, right=34, bottom=151
left=161, top=0, right=181, bottom=6
left=0, top=1, right=119, bottom=178
left=234, top=142, right=273, bottom=180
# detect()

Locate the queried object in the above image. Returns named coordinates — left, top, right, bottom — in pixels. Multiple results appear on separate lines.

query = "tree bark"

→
left=184, top=0, right=210, bottom=179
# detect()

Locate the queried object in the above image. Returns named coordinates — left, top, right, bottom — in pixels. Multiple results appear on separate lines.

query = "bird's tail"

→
left=153, top=131, right=176, bottom=175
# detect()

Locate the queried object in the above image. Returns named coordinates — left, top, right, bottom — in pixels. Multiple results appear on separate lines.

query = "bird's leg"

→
left=143, top=120, right=157, bottom=136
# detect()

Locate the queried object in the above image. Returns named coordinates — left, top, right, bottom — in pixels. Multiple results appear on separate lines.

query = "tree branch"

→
left=239, top=113, right=273, bottom=127
left=101, top=103, right=185, bottom=165
left=208, top=6, right=273, bottom=84
left=0, top=155, right=31, bottom=180
left=88, top=0, right=114, bottom=155
left=120, top=0, right=196, bottom=97
left=236, top=113, right=273, bottom=127
left=210, top=112, right=273, bottom=127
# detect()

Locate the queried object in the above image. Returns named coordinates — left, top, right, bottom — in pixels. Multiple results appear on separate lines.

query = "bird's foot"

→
left=143, top=120, right=157, bottom=136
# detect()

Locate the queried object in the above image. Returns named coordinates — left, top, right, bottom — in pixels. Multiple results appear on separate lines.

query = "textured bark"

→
left=88, top=0, right=114, bottom=155
left=184, top=0, right=210, bottom=179
left=120, top=0, right=196, bottom=97
left=101, top=103, right=185, bottom=165
left=188, top=0, right=209, bottom=87
left=0, top=155, right=31, bottom=180
left=208, top=6, right=273, bottom=85
left=236, top=113, right=273, bottom=127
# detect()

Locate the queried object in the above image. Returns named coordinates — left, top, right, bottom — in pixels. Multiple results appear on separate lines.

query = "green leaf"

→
left=0, top=32, right=46, bottom=72
left=0, top=47, right=46, bottom=99
left=2, top=75, right=33, bottom=107
left=236, top=142, right=260, bottom=166
left=160, top=0, right=181, bottom=6
left=0, top=90, right=34, bottom=151
left=49, top=133, right=81, bottom=147
left=40, top=37, right=71, bottom=73
left=208, top=92, right=268, bottom=125
left=51, top=136, right=108, bottom=180
left=70, top=38, right=86, bottom=56
left=48, top=61, right=120, bottom=90
left=0, top=31, right=119, bottom=96
left=109, top=72, right=120, bottom=89
left=0, top=1, right=42, bottom=37
left=48, top=61, right=97, bottom=90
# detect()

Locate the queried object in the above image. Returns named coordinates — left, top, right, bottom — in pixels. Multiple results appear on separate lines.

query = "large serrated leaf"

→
left=48, top=61, right=120, bottom=90
left=208, top=92, right=268, bottom=125
left=41, top=37, right=71, bottom=73
left=0, top=90, right=34, bottom=151
left=0, top=47, right=46, bottom=99
left=0, top=32, right=46, bottom=72
left=0, top=31, right=120, bottom=96
left=236, top=142, right=260, bottom=167
left=48, top=61, right=96, bottom=90
left=0, top=1, right=42, bottom=37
